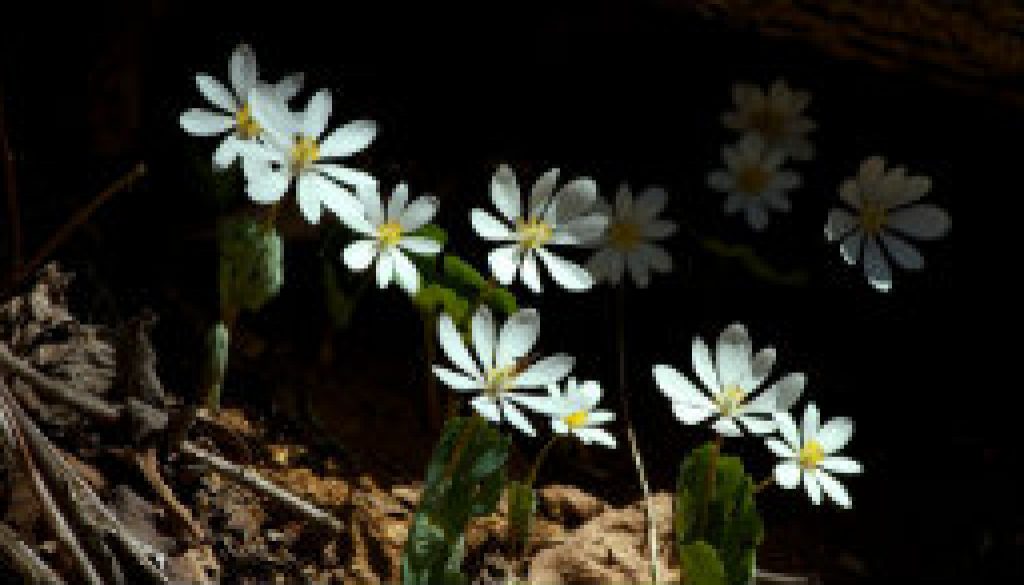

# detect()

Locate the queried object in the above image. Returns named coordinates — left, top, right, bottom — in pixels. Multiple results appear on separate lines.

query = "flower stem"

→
left=754, top=476, right=774, bottom=494
left=525, top=435, right=561, bottom=487
left=614, top=285, right=660, bottom=585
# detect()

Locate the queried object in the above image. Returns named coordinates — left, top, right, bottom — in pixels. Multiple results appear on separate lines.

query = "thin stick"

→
left=179, top=440, right=344, bottom=532
left=135, top=447, right=205, bottom=540
left=0, top=522, right=67, bottom=585
left=614, top=285, right=659, bottom=584
left=11, top=162, right=146, bottom=288
left=0, top=85, right=22, bottom=277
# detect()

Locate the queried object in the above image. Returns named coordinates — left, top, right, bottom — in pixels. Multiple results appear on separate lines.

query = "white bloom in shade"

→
left=179, top=43, right=303, bottom=168
left=586, top=184, right=676, bottom=288
left=471, top=165, right=608, bottom=293
left=708, top=135, right=801, bottom=231
left=765, top=403, right=862, bottom=508
left=825, top=157, right=951, bottom=292
left=431, top=306, right=575, bottom=437
left=240, top=86, right=378, bottom=225
left=652, top=323, right=806, bottom=437
left=723, top=80, right=816, bottom=161
left=527, top=378, right=617, bottom=448
left=340, top=183, right=442, bottom=295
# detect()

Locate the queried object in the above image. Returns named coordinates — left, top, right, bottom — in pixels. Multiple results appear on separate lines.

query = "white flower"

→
left=765, top=403, right=862, bottom=508
left=471, top=165, right=608, bottom=293
left=723, top=80, right=815, bottom=161
left=240, top=86, right=378, bottom=225
left=586, top=184, right=676, bottom=288
left=825, top=157, right=951, bottom=292
left=179, top=43, right=303, bottom=168
left=652, top=323, right=805, bottom=437
left=431, top=306, right=575, bottom=436
left=525, top=378, right=617, bottom=448
left=340, top=183, right=442, bottom=295
left=708, top=135, right=801, bottom=231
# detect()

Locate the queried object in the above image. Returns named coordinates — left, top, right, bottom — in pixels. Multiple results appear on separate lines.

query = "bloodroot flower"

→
left=586, top=184, right=676, bottom=288
left=825, top=156, right=951, bottom=292
left=708, top=135, right=801, bottom=231
left=722, top=79, right=816, bottom=161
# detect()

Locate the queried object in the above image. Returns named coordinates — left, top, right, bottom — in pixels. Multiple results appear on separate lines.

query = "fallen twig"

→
left=179, top=440, right=345, bottom=532
left=135, top=446, right=205, bottom=541
left=0, top=522, right=68, bottom=585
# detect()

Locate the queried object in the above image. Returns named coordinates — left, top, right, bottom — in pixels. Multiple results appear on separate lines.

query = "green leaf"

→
left=506, top=480, right=536, bottom=555
left=442, top=255, right=488, bottom=291
left=680, top=541, right=727, bottom=585
left=218, top=214, right=284, bottom=314
left=411, top=224, right=449, bottom=250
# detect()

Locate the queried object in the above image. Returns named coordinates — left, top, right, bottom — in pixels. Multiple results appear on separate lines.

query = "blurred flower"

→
left=340, top=183, right=442, bottom=294
left=241, top=87, right=378, bottom=225
left=432, top=306, right=575, bottom=436
left=765, top=403, right=862, bottom=508
left=586, top=184, right=676, bottom=288
left=471, top=165, right=608, bottom=293
left=723, top=80, right=815, bottom=161
left=708, top=135, right=801, bottom=231
left=179, top=43, right=303, bottom=168
left=522, top=378, right=617, bottom=448
left=826, top=157, right=951, bottom=292
left=652, top=323, right=805, bottom=437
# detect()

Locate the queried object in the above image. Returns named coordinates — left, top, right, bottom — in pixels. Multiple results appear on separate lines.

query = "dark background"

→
left=0, top=0, right=990, bottom=583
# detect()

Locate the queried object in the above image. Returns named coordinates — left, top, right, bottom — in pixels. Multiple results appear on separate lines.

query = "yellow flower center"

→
left=748, top=107, right=787, bottom=142
left=716, top=384, right=747, bottom=416
left=377, top=221, right=403, bottom=247
left=736, top=166, right=770, bottom=196
left=860, top=200, right=887, bottom=235
left=799, top=440, right=825, bottom=470
left=235, top=103, right=261, bottom=140
left=484, top=366, right=516, bottom=397
left=608, top=220, right=641, bottom=251
left=289, top=135, right=320, bottom=173
left=516, top=217, right=554, bottom=249
left=563, top=410, right=588, bottom=429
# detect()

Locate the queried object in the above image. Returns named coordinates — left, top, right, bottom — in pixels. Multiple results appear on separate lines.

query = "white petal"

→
left=322, top=184, right=374, bottom=235
left=515, top=355, right=575, bottom=388
left=438, top=314, right=482, bottom=379
left=625, top=251, right=650, bottom=288
left=229, top=44, right=255, bottom=99
left=744, top=205, right=769, bottom=231
left=716, top=323, right=753, bottom=388
left=520, top=251, right=543, bottom=293
left=819, top=457, right=863, bottom=475
left=863, top=236, right=893, bottom=292
left=398, top=236, right=442, bottom=256
left=357, top=184, right=384, bottom=226
left=633, top=186, right=668, bottom=220
left=488, top=244, right=522, bottom=285
left=741, top=386, right=778, bottom=415
left=244, top=167, right=290, bottom=204
left=886, top=175, right=931, bottom=208
left=880, top=232, right=924, bottom=270
left=272, top=72, right=304, bottom=102
left=712, top=417, right=743, bottom=437
left=577, top=381, right=603, bottom=410
left=671, top=402, right=716, bottom=425
left=817, top=417, right=854, bottom=454
left=886, top=205, right=951, bottom=241
left=771, top=373, right=806, bottom=412
left=501, top=401, right=536, bottom=436
left=433, top=366, right=481, bottom=391
left=764, top=438, right=795, bottom=459
left=376, top=249, right=395, bottom=288
left=550, top=177, right=598, bottom=223
left=691, top=337, right=719, bottom=392
left=839, top=230, right=864, bottom=266
left=343, top=239, right=377, bottom=272
left=471, top=209, right=514, bottom=241
left=297, top=172, right=340, bottom=224
left=802, top=403, right=820, bottom=445
left=212, top=135, right=243, bottom=168
left=471, top=307, right=497, bottom=371
left=470, top=396, right=501, bottom=423
left=491, top=164, right=522, bottom=222
left=774, top=411, right=800, bottom=451
left=496, top=309, right=540, bottom=369
left=737, top=415, right=776, bottom=435
left=399, top=196, right=439, bottom=231
left=301, top=89, right=332, bottom=139
left=387, top=183, right=410, bottom=221
left=816, top=471, right=852, bottom=508
left=708, top=170, right=734, bottom=192
left=839, top=179, right=861, bottom=208
left=248, top=87, right=296, bottom=148
left=529, top=168, right=559, bottom=218
left=641, top=220, right=677, bottom=240
left=536, top=248, right=594, bottom=291
left=392, top=249, right=420, bottom=294
left=316, top=164, right=377, bottom=190
left=774, top=461, right=801, bottom=489
left=554, top=214, right=609, bottom=245
left=180, top=109, right=234, bottom=136
left=195, top=74, right=238, bottom=113
left=803, top=470, right=823, bottom=504
left=319, top=120, right=378, bottom=158
left=652, top=365, right=714, bottom=409
left=749, top=347, right=776, bottom=389
left=825, top=209, right=858, bottom=242
left=575, top=428, right=617, bottom=448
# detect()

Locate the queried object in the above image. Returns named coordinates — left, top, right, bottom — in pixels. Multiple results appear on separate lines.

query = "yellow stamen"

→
left=563, top=410, right=588, bottom=429
left=484, top=366, right=516, bottom=397
left=516, top=217, right=553, bottom=249
left=289, top=135, right=320, bottom=173
left=736, top=166, right=771, bottom=196
left=799, top=440, right=825, bottom=470
left=748, top=107, right=787, bottom=142
left=608, top=220, right=641, bottom=251
left=860, top=200, right=887, bottom=235
left=715, top=384, right=747, bottom=416
left=377, top=221, right=403, bottom=247
left=235, top=103, right=261, bottom=139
